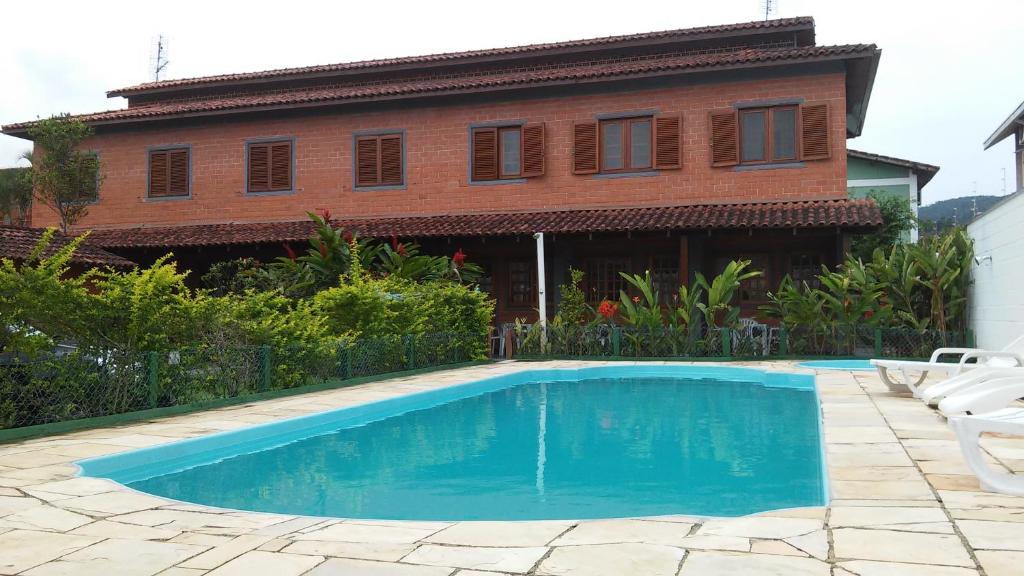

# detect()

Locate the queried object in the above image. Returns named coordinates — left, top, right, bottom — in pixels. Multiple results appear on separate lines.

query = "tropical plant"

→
left=849, top=192, right=917, bottom=261
left=0, top=165, right=32, bottom=226
left=554, top=268, right=588, bottom=325
left=695, top=259, right=761, bottom=331
left=25, top=115, right=103, bottom=233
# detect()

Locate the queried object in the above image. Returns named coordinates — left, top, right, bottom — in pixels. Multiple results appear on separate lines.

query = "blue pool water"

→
left=79, top=366, right=826, bottom=520
left=798, top=359, right=875, bottom=371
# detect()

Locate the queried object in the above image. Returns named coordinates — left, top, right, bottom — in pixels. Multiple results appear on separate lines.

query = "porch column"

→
left=534, top=232, right=547, bottom=349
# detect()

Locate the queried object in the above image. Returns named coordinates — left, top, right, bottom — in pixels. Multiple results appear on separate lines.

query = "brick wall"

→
left=32, top=72, right=848, bottom=231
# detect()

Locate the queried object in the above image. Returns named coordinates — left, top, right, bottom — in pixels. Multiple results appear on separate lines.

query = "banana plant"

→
left=694, top=259, right=761, bottom=330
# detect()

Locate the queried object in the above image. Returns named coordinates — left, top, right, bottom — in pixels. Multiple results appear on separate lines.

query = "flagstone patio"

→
left=1, top=360, right=1022, bottom=575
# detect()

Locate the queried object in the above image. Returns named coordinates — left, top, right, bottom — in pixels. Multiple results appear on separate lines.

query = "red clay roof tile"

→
left=108, top=17, right=816, bottom=96
left=1, top=226, right=135, bottom=267
left=2, top=44, right=876, bottom=132
left=85, top=199, right=881, bottom=249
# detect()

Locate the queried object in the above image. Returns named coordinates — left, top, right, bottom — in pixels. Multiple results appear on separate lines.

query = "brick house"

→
left=2, top=17, right=882, bottom=323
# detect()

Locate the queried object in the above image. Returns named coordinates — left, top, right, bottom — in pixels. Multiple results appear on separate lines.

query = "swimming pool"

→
left=78, top=365, right=826, bottom=520
left=798, top=359, right=875, bottom=371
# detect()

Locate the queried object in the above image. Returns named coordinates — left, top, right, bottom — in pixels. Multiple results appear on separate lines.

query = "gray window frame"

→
left=352, top=128, right=407, bottom=191
left=145, top=144, right=192, bottom=202
left=244, top=136, right=297, bottom=196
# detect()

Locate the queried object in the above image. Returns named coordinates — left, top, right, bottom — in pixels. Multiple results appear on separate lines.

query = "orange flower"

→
left=598, top=300, right=619, bottom=319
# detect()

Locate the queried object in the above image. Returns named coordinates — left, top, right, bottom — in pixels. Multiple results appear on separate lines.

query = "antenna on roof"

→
left=151, top=35, right=170, bottom=82
left=760, top=0, right=777, bottom=20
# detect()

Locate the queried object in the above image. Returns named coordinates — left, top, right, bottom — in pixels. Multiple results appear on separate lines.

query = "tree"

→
left=25, top=115, right=102, bottom=233
left=849, top=192, right=917, bottom=261
left=0, top=162, right=32, bottom=227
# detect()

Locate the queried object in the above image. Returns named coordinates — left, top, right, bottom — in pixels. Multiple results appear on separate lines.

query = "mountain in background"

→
left=919, top=195, right=1005, bottom=232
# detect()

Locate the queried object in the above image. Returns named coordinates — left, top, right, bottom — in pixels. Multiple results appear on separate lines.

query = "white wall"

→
left=968, top=192, right=1024, bottom=349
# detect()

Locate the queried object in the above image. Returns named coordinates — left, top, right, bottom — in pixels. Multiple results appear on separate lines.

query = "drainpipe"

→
left=534, top=232, right=547, bottom=351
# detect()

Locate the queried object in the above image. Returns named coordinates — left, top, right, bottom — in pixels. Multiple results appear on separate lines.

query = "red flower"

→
left=318, top=208, right=332, bottom=223
left=342, top=230, right=354, bottom=244
left=282, top=243, right=297, bottom=262
left=317, top=239, right=328, bottom=260
left=453, top=249, right=466, bottom=267
left=632, top=296, right=641, bottom=304
left=397, top=243, right=408, bottom=257
left=863, top=310, right=875, bottom=319
left=598, top=300, right=619, bottom=319
left=391, top=235, right=400, bottom=251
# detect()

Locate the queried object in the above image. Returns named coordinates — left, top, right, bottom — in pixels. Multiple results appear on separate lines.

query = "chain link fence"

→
left=513, top=323, right=970, bottom=362
left=0, top=332, right=480, bottom=431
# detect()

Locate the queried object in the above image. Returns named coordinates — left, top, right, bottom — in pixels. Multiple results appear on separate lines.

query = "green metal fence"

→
left=514, top=323, right=971, bottom=361
left=0, top=332, right=478, bottom=431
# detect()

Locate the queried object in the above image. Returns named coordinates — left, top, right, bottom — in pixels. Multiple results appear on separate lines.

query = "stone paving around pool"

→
left=1, top=360, right=1023, bottom=575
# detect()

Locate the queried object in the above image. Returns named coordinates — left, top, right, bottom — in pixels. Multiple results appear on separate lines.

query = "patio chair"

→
left=942, top=377, right=1024, bottom=495
left=870, top=335, right=1024, bottom=398
left=733, top=318, right=770, bottom=356
left=920, top=366, right=1024, bottom=406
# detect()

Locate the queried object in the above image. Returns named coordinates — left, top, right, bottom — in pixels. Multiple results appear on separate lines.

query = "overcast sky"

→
left=1, top=0, right=1021, bottom=205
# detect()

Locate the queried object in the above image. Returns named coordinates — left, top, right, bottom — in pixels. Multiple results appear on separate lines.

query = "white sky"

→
left=1, top=0, right=1021, bottom=204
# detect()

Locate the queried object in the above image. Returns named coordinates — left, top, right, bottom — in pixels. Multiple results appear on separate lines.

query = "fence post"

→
left=966, top=329, right=976, bottom=348
left=873, top=328, right=883, bottom=357
left=146, top=351, right=159, bottom=409
left=259, top=345, right=272, bottom=392
left=612, top=326, right=621, bottom=357
left=721, top=329, right=732, bottom=357
left=779, top=327, right=789, bottom=356
left=339, top=342, right=351, bottom=380
left=405, top=335, right=416, bottom=370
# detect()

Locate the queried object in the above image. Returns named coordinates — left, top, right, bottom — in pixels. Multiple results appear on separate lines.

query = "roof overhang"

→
left=844, top=48, right=881, bottom=138
left=847, top=149, right=939, bottom=188
left=983, top=100, right=1024, bottom=149
left=85, top=199, right=882, bottom=249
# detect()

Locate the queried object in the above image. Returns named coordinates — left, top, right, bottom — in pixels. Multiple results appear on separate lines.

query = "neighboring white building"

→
left=968, top=191, right=1024, bottom=349
left=970, top=101, right=1024, bottom=348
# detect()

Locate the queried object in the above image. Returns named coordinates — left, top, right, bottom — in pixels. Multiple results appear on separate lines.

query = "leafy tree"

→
left=25, top=115, right=102, bottom=233
left=850, top=192, right=916, bottom=261
left=554, top=268, right=588, bottom=325
left=0, top=164, right=32, bottom=226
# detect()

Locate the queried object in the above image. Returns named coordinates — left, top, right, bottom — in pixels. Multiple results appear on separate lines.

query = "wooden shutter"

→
left=653, top=115, right=682, bottom=170
left=521, top=123, right=545, bottom=178
left=149, top=149, right=189, bottom=197
left=472, top=128, right=498, bottom=181
left=800, top=103, right=830, bottom=160
left=149, top=151, right=168, bottom=196
left=572, top=121, right=598, bottom=174
left=269, top=142, right=292, bottom=190
left=379, top=135, right=403, bottom=186
left=168, top=149, right=188, bottom=196
left=248, top=144, right=270, bottom=192
left=356, top=137, right=379, bottom=187
left=709, top=110, right=739, bottom=167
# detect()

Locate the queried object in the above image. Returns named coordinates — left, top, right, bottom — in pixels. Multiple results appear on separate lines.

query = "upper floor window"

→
left=148, top=147, right=190, bottom=198
left=710, top=103, right=830, bottom=167
left=573, top=115, right=680, bottom=175
left=600, top=117, right=652, bottom=172
left=355, top=133, right=404, bottom=188
left=471, top=123, right=544, bottom=182
left=247, top=139, right=293, bottom=194
left=739, top=107, right=797, bottom=163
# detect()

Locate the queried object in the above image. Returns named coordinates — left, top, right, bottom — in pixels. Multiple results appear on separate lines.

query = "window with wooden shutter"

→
left=653, top=115, right=682, bottom=170
left=572, top=121, right=599, bottom=174
left=709, top=110, right=739, bottom=167
left=471, top=124, right=544, bottom=181
left=148, top=147, right=189, bottom=198
left=247, top=140, right=292, bottom=193
left=800, top=103, right=830, bottom=160
left=355, top=133, right=404, bottom=188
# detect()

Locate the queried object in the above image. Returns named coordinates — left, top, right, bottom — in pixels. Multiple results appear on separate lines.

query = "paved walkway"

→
left=0, top=360, right=1022, bottom=575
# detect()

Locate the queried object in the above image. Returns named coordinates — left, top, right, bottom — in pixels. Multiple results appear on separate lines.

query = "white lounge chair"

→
left=943, top=377, right=1024, bottom=495
left=871, top=335, right=1024, bottom=398
left=920, top=367, right=1024, bottom=406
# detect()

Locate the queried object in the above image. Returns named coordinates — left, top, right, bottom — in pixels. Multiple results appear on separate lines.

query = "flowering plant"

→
left=597, top=299, right=619, bottom=321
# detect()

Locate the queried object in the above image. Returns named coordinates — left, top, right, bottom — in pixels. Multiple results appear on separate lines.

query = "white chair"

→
left=921, top=366, right=1024, bottom=406
left=734, top=318, right=769, bottom=356
left=943, top=377, right=1024, bottom=495
left=870, top=334, right=1024, bottom=398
